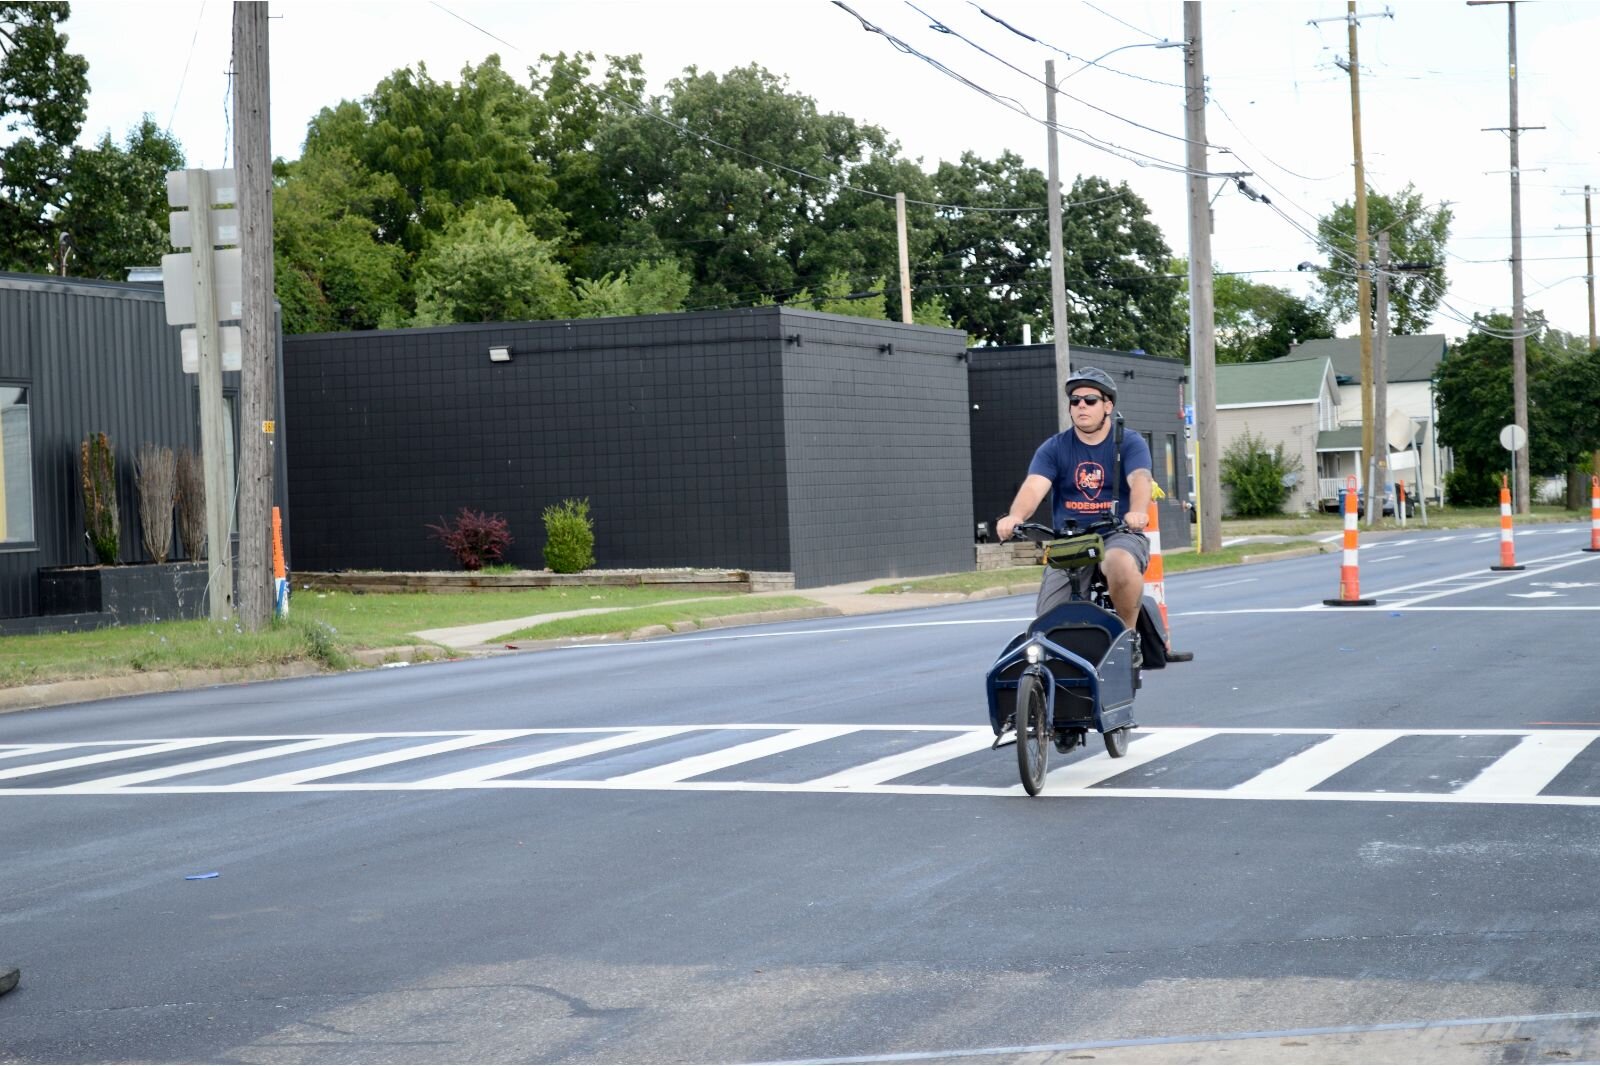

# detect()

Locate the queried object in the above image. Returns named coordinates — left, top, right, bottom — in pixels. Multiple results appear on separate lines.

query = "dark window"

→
left=0, top=385, right=33, bottom=544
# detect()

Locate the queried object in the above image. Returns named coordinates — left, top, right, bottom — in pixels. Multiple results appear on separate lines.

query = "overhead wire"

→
left=166, top=0, right=207, bottom=135
left=966, top=2, right=1186, bottom=89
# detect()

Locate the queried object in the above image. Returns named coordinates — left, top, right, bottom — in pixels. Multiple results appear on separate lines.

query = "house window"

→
left=1165, top=433, right=1179, bottom=492
left=0, top=385, right=34, bottom=545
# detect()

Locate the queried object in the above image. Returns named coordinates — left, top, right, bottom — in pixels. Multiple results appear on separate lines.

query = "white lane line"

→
left=607, top=725, right=856, bottom=785
left=1316, top=533, right=1344, bottom=544
left=1200, top=577, right=1258, bottom=589
left=1432, top=536, right=1459, bottom=542
left=415, top=728, right=696, bottom=786
left=1366, top=555, right=1406, bottom=563
left=0, top=738, right=223, bottom=782
left=1386, top=539, right=1418, bottom=547
left=77, top=736, right=361, bottom=789
left=1230, top=731, right=1402, bottom=795
left=239, top=730, right=542, bottom=787
left=805, top=730, right=995, bottom=788
left=1043, top=728, right=1216, bottom=791
left=1385, top=554, right=1600, bottom=608
left=1454, top=732, right=1596, bottom=798
left=557, top=617, right=1034, bottom=650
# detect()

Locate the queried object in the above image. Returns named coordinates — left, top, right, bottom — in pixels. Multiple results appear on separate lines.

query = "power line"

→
left=166, top=0, right=207, bottom=135
left=1080, top=0, right=1169, bottom=44
left=832, top=2, right=1240, bottom=179
left=964, top=3, right=1187, bottom=90
left=905, top=1, right=1218, bottom=149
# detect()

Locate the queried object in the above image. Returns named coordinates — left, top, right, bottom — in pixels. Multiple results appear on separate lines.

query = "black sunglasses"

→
left=1068, top=394, right=1104, bottom=407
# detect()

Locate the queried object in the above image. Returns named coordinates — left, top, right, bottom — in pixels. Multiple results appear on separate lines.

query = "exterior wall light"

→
left=488, top=346, right=512, bottom=363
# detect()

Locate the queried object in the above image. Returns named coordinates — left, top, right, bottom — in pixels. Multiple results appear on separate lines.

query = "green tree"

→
left=813, top=269, right=887, bottom=319
left=1207, top=270, right=1333, bottom=363
left=54, top=116, right=184, bottom=280
left=301, top=56, right=565, bottom=257
left=272, top=148, right=408, bottom=333
left=1220, top=429, right=1302, bottom=516
left=1434, top=312, right=1564, bottom=505
left=410, top=198, right=570, bottom=325
left=1534, top=334, right=1600, bottom=507
left=0, top=1, right=89, bottom=272
left=571, top=258, right=691, bottom=318
left=1316, top=184, right=1451, bottom=335
left=595, top=63, right=906, bottom=311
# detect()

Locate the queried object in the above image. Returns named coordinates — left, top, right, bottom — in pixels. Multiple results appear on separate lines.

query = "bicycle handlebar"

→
left=1007, top=515, right=1129, bottom=544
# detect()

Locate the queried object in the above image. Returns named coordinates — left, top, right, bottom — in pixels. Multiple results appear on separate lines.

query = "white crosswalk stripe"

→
left=2, top=726, right=1599, bottom=805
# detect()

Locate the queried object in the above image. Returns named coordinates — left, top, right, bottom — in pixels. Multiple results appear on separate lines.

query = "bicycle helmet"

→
left=1063, top=366, right=1117, bottom=403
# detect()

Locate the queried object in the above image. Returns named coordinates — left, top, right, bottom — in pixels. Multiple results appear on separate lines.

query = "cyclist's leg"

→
left=1102, top=532, right=1150, bottom=630
left=1035, top=566, right=1074, bottom=617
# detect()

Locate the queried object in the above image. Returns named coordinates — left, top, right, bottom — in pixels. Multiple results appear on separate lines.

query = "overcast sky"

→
left=60, top=0, right=1600, bottom=343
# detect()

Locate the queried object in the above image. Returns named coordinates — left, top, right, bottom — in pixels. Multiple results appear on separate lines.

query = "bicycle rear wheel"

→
left=1015, top=673, right=1049, bottom=796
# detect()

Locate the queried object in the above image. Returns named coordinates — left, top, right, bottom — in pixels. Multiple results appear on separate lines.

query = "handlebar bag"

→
left=1043, top=533, right=1104, bottom=571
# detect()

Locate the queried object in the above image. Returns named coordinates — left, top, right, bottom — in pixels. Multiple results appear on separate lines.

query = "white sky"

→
left=60, top=0, right=1600, bottom=343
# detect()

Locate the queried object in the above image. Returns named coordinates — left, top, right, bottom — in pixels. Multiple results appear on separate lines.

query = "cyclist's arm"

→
left=997, top=475, right=1052, bottom=540
left=1125, top=468, right=1153, bottom=530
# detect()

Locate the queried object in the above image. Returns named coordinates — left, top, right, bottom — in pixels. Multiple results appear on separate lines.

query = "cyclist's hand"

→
left=997, top=515, right=1021, bottom=541
left=1124, top=510, right=1148, bottom=532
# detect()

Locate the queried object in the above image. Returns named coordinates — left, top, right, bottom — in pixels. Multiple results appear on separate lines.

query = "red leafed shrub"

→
left=426, top=508, right=513, bottom=571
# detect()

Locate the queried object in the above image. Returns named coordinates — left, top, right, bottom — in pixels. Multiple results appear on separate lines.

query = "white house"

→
left=1199, top=358, right=1341, bottom=514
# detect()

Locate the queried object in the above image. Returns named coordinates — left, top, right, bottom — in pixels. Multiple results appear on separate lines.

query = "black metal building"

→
left=0, top=272, right=290, bottom=629
left=283, top=308, right=973, bottom=588
left=968, top=344, right=1191, bottom=549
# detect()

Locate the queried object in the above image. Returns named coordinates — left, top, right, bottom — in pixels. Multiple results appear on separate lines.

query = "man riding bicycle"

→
left=995, top=367, right=1154, bottom=638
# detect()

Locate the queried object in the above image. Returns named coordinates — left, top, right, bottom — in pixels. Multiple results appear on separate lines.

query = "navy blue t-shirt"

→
left=1027, top=427, right=1153, bottom=529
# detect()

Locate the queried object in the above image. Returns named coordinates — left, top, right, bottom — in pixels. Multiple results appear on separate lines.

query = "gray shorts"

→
left=1035, top=531, right=1150, bottom=616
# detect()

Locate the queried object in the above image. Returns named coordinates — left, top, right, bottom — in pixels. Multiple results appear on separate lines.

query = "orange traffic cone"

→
left=1324, top=476, right=1375, bottom=606
left=1585, top=476, right=1600, bottom=554
left=1145, top=498, right=1194, bottom=661
left=272, top=506, right=290, bottom=617
left=1490, top=474, right=1524, bottom=571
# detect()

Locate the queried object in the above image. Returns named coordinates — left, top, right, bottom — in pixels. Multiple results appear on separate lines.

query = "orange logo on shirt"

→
left=1075, top=461, right=1106, bottom=498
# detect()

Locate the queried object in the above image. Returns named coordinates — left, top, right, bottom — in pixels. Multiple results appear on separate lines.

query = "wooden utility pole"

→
left=1374, top=231, right=1391, bottom=513
left=1183, top=3, right=1220, bottom=554
left=1469, top=0, right=1533, bottom=512
left=895, top=192, right=912, bottom=324
left=233, top=1, right=277, bottom=629
left=1345, top=2, right=1378, bottom=527
left=1044, top=59, right=1071, bottom=431
left=1587, top=185, right=1596, bottom=351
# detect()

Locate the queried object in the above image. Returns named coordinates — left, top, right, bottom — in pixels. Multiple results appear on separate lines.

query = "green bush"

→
left=1219, top=430, right=1303, bottom=517
left=1446, top=465, right=1503, bottom=508
left=542, top=498, right=595, bottom=574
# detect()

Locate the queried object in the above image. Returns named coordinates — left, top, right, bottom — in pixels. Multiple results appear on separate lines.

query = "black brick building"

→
left=283, top=308, right=972, bottom=588
left=968, top=344, right=1191, bottom=548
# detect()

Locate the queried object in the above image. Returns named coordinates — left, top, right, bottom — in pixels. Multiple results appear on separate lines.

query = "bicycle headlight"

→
left=1025, top=642, right=1043, bottom=664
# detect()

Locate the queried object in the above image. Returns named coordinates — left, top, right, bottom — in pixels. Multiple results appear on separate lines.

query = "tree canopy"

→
left=1316, top=184, right=1452, bottom=336
left=1210, top=271, right=1333, bottom=363
left=0, top=2, right=89, bottom=272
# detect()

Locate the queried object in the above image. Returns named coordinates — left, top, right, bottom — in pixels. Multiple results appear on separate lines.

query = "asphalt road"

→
left=3, top=523, right=1600, bottom=1064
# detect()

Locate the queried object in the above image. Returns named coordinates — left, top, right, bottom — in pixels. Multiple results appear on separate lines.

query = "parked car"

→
left=1325, top=486, right=1397, bottom=516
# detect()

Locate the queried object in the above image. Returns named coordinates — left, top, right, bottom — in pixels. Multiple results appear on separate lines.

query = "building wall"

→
left=779, top=311, right=971, bottom=586
left=968, top=345, right=1190, bottom=548
left=0, top=274, right=242, bottom=619
left=1217, top=402, right=1320, bottom=513
left=284, top=309, right=793, bottom=577
left=283, top=308, right=973, bottom=588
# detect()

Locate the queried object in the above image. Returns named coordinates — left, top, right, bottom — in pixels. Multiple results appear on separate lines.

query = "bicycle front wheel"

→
left=1015, top=673, right=1049, bottom=796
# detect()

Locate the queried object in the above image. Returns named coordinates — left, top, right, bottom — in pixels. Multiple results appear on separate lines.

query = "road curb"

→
left=0, top=661, right=327, bottom=716
left=487, top=606, right=845, bottom=654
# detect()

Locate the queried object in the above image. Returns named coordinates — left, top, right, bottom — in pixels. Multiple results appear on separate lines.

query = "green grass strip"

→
left=503, top=595, right=822, bottom=641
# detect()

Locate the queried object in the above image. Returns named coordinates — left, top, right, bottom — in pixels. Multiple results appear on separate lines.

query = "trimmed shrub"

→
left=176, top=447, right=206, bottom=560
left=1219, top=430, right=1303, bottom=517
left=135, top=443, right=177, bottom=563
left=542, top=497, right=595, bottom=574
left=80, top=432, right=119, bottom=564
left=426, top=508, right=513, bottom=571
